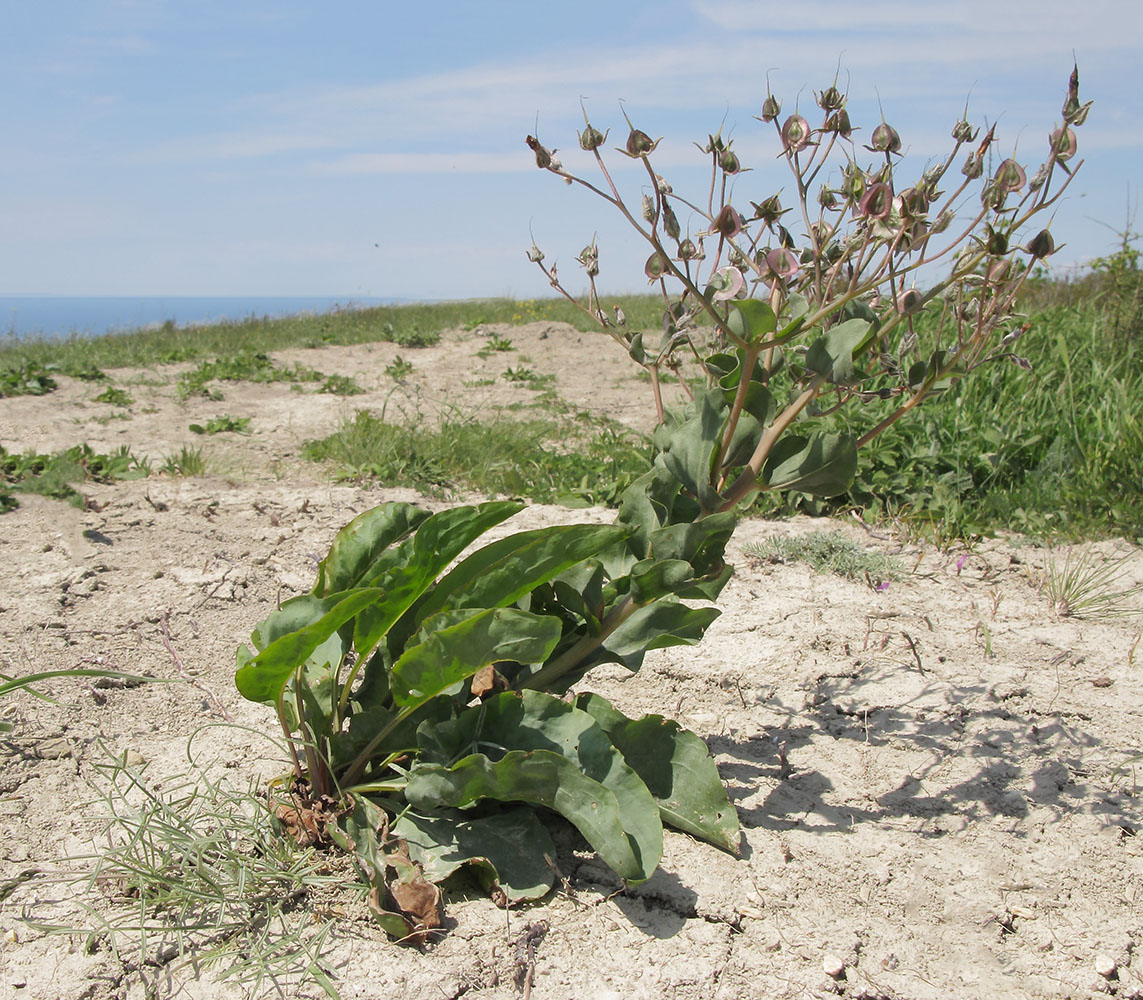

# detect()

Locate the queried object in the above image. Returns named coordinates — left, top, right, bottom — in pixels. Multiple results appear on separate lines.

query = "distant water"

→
left=0, top=295, right=400, bottom=341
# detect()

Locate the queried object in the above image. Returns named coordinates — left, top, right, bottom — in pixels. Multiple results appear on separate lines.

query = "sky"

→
left=1, top=1, right=1139, bottom=300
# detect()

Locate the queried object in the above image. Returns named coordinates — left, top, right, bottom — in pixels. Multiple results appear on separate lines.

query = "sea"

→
left=0, top=295, right=401, bottom=341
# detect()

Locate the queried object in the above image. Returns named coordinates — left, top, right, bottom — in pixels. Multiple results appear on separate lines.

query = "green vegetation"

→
left=303, top=410, right=651, bottom=508
left=93, top=385, right=133, bottom=407
left=189, top=414, right=251, bottom=435
left=0, top=443, right=150, bottom=508
left=160, top=445, right=208, bottom=477
left=745, top=529, right=902, bottom=585
left=0, top=298, right=662, bottom=373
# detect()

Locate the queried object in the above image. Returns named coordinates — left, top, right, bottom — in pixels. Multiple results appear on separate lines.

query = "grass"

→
left=744, top=530, right=903, bottom=586
left=1042, top=546, right=1143, bottom=619
left=27, top=748, right=352, bottom=998
left=303, top=409, right=652, bottom=508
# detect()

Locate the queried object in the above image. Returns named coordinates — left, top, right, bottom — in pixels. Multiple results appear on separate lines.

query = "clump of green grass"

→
left=0, top=443, right=150, bottom=509
left=744, top=530, right=902, bottom=586
left=1043, top=546, right=1143, bottom=619
left=161, top=445, right=208, bottom=477
left=93, top=386, right=133, bottom=407
left=189, top=415, right=251, bottom=435
left=303, top=410, right=651, bottom=507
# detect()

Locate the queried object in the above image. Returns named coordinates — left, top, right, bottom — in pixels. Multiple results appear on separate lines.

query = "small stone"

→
left=822, top=953, right=846, bottom=979
left=1094, top=954, right=1117, bottom=978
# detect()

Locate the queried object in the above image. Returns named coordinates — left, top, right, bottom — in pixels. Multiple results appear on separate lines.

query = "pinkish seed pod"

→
left=869, top=122, right=901, bottom=154
left=896, top=289, right=924, bottom=315
left=525, top=135, right=552, bottom=169
left=825, top=109, right=852, bottom=137
left=766, top=248, right=800, bottom=281
left=1050, top=126, right=1077, bottom=162
left=781, top=114, right=812, bottom=153
left=625, top=127, right=660, bottom=158
left=677, top=238, right=700, bottom=261
left=994, top=159, right=1026, bottom=192
left=712, top=204, right=745, bottom=239
left=857, top=182, right=893, bottom=220
left=644, top=251, right=670, bottom=281
left=760, top=94, right=782, bottom=123
left=1024, top=230, right=1056, bottom=259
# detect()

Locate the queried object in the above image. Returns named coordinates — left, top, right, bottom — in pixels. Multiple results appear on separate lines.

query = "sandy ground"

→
left=1, top=321, right=1142, bottom=999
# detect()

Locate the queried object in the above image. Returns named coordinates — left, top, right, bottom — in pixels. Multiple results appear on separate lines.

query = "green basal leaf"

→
left=575, top=692, right=740, bottom=854
left=352, top=501, right=523, bottom=655
left=660, top=388, right=726, bottom=513
left=726, top=300, right=777, bottom=343
left=390, top=608, right=562, bottom=709
left=413, top=523, right=629, bottom=625
left=393, top=807, right=557, bottom=903
left=314, top=502, right=431, bottom=596
left=762, top=432, right=858, bottom=497
left=599, top=597, right=721, bottom=671
left=805, top=317, right=872, bottom=384
left=406, top=747, right=661, bottom=883
left=234, top=588, right=383, bottom=704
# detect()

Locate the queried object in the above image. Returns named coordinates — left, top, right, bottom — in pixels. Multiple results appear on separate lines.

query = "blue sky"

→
left=1, top=1, right=1138, bottom=299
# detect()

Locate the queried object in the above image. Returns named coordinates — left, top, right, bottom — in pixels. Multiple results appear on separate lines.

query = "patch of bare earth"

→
left=1, top=324, right=1141, bottom=999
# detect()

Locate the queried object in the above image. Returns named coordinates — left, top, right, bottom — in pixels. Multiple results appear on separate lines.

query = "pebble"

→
left=822, top=953, right=846, bottom=979
left=1094, top=954, right=1117, bottom=978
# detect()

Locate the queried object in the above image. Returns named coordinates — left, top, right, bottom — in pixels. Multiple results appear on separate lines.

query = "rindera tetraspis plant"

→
left=235, top=67, right=1089, bottom=939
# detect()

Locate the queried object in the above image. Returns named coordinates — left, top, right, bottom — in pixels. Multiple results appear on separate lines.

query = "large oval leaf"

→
left=576, top=692, right=740, bottom=853
left=234, top=588, right=383, bottom=704
left=406, top=748, right=660, bottom=882
left=390, top=608, right=562, bottom=709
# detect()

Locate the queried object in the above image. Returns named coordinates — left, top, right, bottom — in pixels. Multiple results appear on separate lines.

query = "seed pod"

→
left=896, top=289, right=924, bottom=315
left=781, top=114, right=812, bottom=153
left=857, top=183, right=893, bottom=221
left=952, top=119, right=979, bottom=143
left=750, top=194, right=789, bottom=227
left=767, top=248, right=800, bottom=281
left=677, top=238, right=700, bottom=261
left=760, top=94, right=782, bottom=123
left=712, top=204, right=745, bottom=239
left=817, top=85, right=844, bottom=111
left=525, top=135, right=551, bottom=169
left=578, top=122, right=606, bottom=152
left=1024, top=230, right=1056, bottom=259
left=1050, top=126, right=1077, bottom=162
left=994, top=159, right=1026, bottom=192
left=869, top=122, right=901, bottom=154
left=825, top=109, right=852, bottom=137
left=644, top=251, right=670, bottom=281
left=625, top=127, right=660, bottom=158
